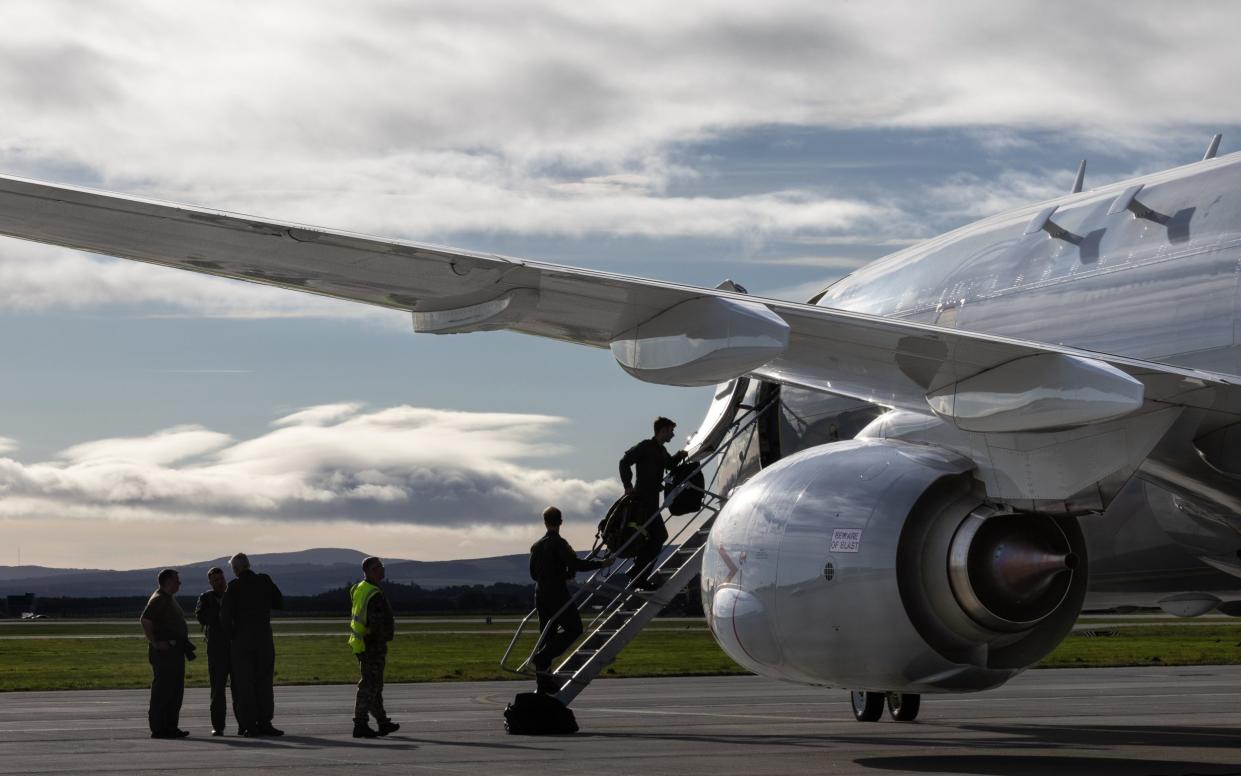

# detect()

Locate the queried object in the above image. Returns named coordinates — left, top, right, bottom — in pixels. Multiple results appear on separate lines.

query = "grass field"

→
left=0, top=619, right=1238, bottom=692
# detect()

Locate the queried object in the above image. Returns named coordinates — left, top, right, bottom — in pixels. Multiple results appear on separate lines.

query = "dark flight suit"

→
left=194, top=589, right=232, bottom=733
left=141, top=589, right=188, bottom=736
left=353, top=588, right=395, bottom=726
left=529, top=531, right=609, bottom=674
left=619, top=437, right=678, bottom=586
left=220, top=570, right=283, bottom=733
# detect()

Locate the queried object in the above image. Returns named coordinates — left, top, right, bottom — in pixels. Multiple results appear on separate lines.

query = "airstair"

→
left=500, top=392, right=774, bottom=705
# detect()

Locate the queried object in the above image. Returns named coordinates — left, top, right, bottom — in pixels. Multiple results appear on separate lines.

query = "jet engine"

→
left=702, top=438, right=1086, bottom=693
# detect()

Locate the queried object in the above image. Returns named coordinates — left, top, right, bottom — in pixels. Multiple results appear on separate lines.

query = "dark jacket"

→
left=219, top=570, right=283, bottom=643
left=529, top=531, right=608, bottom=595
left=194, top=590, right=226, bottom=647
left=361, top=586, right=395, bottom=655
left=620, top=438, right=677, bottom=500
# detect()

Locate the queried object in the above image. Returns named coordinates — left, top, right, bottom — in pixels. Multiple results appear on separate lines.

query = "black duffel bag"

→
left=664, top=462, right=705, bottom=516
left=504, top=692, right=579, bottom=735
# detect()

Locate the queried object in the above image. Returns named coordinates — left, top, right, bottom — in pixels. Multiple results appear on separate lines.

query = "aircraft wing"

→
left=2, top=173, right=1240, bottom=433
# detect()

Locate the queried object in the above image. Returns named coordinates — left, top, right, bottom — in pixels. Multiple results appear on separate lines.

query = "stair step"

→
left=505, top=408, right=767, bottom=703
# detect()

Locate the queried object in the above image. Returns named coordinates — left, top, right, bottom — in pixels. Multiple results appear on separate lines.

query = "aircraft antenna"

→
left=1203, top=133, right=1222, bottom=161
left=1071, top=160, right=1086, bottom=194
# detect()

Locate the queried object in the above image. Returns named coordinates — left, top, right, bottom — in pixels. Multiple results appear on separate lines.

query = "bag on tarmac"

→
left=664, top=462, right=705, bottom=516
left=598, top=494, right=642, bottom=558
left=503, top=692, right=579, bottom=735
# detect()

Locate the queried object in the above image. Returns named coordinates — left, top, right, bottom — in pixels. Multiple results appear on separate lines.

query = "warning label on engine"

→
left=829, top=529, right=863, bottom=553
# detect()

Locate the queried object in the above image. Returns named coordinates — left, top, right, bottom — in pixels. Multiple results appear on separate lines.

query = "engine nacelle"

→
left=702, top=439, right=1086, bottom=693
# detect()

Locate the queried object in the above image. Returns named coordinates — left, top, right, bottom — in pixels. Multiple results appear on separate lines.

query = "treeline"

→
left=13, top=577, right=704, bottom=618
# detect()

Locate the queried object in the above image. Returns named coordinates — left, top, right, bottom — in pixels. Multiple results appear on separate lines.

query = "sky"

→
left=2, top=0, right=1241, bottom=569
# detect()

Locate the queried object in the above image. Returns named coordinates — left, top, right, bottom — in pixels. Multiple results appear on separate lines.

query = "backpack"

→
left=664, top=463, right=705, bottom=516
left=503, top=692, right=579, bottom=735
left=598, top=494, right=642, bottom=558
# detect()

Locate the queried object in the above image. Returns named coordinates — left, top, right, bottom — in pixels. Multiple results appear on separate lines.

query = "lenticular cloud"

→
left=0, top=404, right=616, bottom=526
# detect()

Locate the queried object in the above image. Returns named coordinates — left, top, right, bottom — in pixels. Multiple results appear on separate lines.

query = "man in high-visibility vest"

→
left=347, top=556, right=398, bottom=739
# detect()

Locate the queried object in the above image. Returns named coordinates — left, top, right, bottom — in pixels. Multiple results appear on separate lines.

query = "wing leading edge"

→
left=2, top=173, right=1240, bottom=431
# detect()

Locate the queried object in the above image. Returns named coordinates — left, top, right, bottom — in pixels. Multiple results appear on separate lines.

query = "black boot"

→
left=377, top=720, right=400, bottom=736
left=353, top=722, right=379, bottom=739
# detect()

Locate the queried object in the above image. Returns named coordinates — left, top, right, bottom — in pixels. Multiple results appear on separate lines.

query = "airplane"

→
left=2, top=136, right=1241, bottom=723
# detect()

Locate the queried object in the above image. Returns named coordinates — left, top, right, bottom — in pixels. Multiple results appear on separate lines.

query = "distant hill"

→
left=0, top=565, right=97, bottom=583
left=0, top=547, right=535, bottom=597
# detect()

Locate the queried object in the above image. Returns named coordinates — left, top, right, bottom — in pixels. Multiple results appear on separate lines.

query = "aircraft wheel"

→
left=885, top=692, right=920, bottom=721
left=850, top=690, right=884, bottom=722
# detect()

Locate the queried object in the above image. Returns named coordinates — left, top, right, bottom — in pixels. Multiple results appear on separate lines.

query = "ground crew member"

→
left=347, top=556, right=400, bottom=739
left=140, top=568, right=190, bottom=738
left=194, top=566, right=232, bottom=736
left=619, top=416, right=687, bottom=589
left=219, top=552, right=284, bottom=737
left=529, top=506, right=613, bottom=693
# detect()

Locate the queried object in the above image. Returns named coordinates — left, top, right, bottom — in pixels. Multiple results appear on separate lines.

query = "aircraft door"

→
left=684, top=377, right=749, bottom=461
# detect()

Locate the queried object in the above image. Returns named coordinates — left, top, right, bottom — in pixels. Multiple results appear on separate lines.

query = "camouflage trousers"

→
left=354, top=651, right=389, bottom=724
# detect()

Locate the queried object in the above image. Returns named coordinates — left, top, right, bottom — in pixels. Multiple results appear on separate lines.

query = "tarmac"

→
left=1, top=666, right=1240, bottom=775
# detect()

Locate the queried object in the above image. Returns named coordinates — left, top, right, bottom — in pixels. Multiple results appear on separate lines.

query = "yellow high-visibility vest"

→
left=347, top=580, right=381, bottom=655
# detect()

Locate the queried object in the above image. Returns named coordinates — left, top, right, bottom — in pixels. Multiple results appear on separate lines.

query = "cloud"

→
left=3, top=2, right=1241, bottom=314
left=759, top=255, right=876, bottom=270
left=6, top=2, right=1238, bottom=171
left=0, top=403, right=616, bottom=527
left=923, top=169, right=1074, bottom=220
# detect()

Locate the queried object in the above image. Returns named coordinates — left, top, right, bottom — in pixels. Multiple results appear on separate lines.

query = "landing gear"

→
left=849, top=691, right=921, bottom=721
left=885, top=692, right=920, bottom=721
left=850, top=690, right=884, bottom=721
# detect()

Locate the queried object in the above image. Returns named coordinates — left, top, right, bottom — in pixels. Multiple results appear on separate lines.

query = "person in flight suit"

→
left=529, top=506, right=614, bottom=694
left=347, top=556, right=400, bottom=739
left=194, top=566, right=232, bottom=736
left=140, top=568, right=191, bottom=738
left=219, top=552, right=284, bottom=737
left=619, top=416, right=687, bottom=589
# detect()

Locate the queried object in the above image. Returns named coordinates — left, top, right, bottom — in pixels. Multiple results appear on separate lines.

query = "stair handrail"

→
left=499, top=396, right=777, bottom=675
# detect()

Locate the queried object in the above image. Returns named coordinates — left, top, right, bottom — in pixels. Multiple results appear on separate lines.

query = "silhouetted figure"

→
left=619, top=416, right=687, bottom=589
left=195, top=566, right=232, bottom=736
left=140, top=568, right=190, bottom=738
left=529, top=506, right=613, bottom=693
left=219, top=552, right=284, bottom=737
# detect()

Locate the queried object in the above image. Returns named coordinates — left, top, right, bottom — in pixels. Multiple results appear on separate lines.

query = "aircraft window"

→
left=778, top=387, right=883, bottom=456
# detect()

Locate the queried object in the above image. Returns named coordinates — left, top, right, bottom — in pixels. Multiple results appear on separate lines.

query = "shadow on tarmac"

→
left=855, top=755, right=1241, bottom=775
left=581, top=721, right=1241, bottom=772
left=205, top=733, right=550, bottom=752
